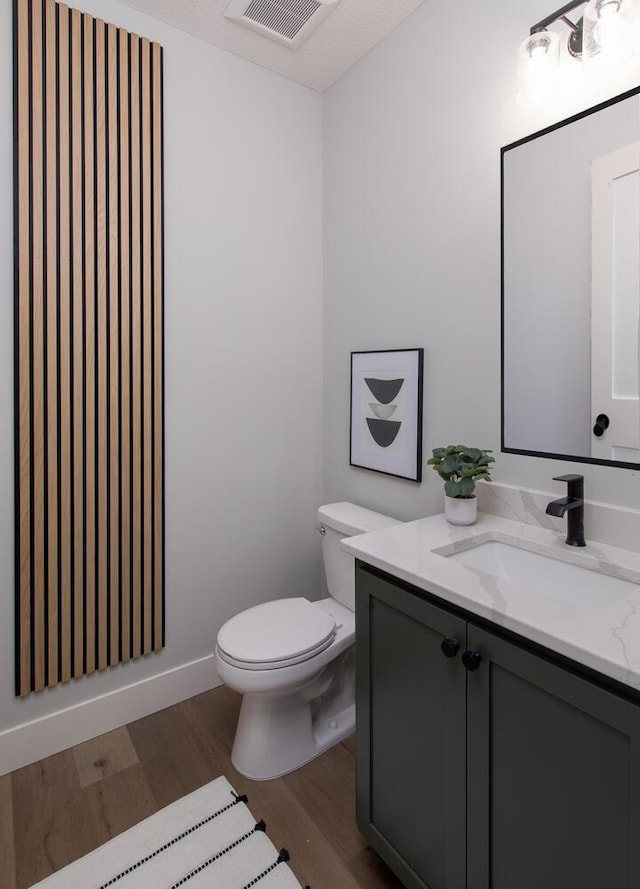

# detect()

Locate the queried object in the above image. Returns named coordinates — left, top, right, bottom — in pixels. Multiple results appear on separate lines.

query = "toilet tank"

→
left=317, top=502, right=401, bottom=611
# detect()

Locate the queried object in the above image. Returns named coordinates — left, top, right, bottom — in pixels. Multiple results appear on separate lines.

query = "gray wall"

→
left=0, top=0, right=323, bottom=733
left=323, top=0, right=640, bottom=520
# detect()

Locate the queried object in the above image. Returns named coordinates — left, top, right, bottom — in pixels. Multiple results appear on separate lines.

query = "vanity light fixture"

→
left=583, top=0, right=636, bottom=63
left=517, top=0, right=636, bottom=103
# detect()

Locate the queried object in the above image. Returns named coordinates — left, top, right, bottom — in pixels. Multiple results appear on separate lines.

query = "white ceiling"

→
left=116, top=0, right=425, bottom=91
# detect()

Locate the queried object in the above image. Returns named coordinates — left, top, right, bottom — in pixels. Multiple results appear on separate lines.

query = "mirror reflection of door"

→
left=591, top=142, right=640, bottom=461
left=502, top=89, right=640, bottom=467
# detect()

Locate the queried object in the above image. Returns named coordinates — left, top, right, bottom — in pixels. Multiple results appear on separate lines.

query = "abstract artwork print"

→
left=350, top=349, right=423, bottom=481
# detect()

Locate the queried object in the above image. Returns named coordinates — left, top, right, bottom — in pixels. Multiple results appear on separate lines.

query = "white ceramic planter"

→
left=445, top=495, right=477, bottom=526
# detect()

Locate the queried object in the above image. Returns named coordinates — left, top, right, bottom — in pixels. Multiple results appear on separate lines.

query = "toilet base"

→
left=231, top=692, right=355, bottom=780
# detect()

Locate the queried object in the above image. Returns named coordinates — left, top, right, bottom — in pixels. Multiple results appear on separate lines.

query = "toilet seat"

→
left=216, top=598, right=337, bottom=671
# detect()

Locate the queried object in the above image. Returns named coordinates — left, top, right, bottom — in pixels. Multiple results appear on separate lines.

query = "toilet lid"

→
left=217, top=598, right=336, bottom=667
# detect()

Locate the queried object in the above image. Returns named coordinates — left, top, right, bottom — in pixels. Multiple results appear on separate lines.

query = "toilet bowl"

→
left=214, top=502, right=400, bottom=780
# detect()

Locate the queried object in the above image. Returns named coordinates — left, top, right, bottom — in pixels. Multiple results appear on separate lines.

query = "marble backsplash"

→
left=477, top=481, right=640, bottom=555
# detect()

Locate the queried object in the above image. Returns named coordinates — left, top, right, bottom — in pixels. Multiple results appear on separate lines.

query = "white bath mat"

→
left=29, top=776, right=306, bottom=889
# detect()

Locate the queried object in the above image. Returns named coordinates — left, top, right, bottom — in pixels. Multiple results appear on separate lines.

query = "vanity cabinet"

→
left=355, top=563, right=640, bottom=889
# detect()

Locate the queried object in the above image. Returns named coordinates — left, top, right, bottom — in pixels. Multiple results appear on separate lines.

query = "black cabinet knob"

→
left=441, top=638, right=460, bottom=659
left=593, top=414, right=610, bottom=437
left=462, top=650, right=482, bottom=671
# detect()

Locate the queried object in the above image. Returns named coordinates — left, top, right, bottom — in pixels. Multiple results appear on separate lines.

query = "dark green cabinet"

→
left=356, top=564, right=640, bottom=889
left=355, top=567, right=467, bottom=889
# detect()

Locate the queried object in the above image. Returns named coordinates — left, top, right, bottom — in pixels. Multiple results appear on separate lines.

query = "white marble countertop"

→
left=343, top=512, right=640, bottom=692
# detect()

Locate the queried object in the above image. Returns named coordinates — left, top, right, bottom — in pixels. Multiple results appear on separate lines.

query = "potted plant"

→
left=427, top=445, right=495, bottom=525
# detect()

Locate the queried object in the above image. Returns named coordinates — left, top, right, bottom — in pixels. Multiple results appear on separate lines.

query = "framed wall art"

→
left=350, top=348, right=424, bottom=482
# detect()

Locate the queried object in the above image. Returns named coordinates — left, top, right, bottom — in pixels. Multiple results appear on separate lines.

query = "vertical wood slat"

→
left=95, top=18, right=108, bottom=671
left=70, top=5, right=84, bottom=680
left=119, top=27, right=131, bottom=664
left=58, top=1, right=72, bottom=684
left=83, top=10, right=96, bottom=677
left=31, top=0, right=46, bottom=694
left=107, top=23, right=119, bottom=667
left=141, top=38, right=152, bottom=658
left=152, top=41, right=164, bottom=651
left=16, top=0, right=32, bottom=697
left=15, top=0, right=164, bottom=696
left=45, top=0, right=58, bottom=688
left=130, top=33, right=142, bottom=662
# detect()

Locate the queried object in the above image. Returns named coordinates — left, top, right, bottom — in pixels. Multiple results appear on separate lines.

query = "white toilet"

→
left=214, top=501, right=400, bottom=780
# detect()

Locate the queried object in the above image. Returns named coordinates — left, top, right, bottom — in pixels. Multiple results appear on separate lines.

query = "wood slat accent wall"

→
left=13, top=0, right=165, bottom=697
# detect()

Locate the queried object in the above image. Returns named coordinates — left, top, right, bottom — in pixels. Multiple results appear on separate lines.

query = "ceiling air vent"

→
left=224, top=0, right=340, bottom=50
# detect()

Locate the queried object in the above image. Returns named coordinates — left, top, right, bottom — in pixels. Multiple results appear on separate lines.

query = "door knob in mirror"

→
left=593, top=414, right=610, bottom=437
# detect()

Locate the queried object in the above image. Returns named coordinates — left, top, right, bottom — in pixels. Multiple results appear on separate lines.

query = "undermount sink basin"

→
left=442, top=537, right=640, bottom=612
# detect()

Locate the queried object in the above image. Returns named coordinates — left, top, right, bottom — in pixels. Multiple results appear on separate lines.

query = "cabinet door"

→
left=356, top=566, right=467, bottom=889
left=466, top=625, right=640, bottom=889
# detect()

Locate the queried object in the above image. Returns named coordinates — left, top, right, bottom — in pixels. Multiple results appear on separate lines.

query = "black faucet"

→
left=545, top=474, right=586, bottom=547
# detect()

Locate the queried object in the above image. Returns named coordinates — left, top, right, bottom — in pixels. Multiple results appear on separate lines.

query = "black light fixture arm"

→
left=559, top=14, right=581, bottom=31
left=530, top=0, right=587, bottom=34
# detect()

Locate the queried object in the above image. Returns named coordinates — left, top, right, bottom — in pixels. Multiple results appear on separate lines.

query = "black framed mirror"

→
left=501, top=84, right=640, bottom=469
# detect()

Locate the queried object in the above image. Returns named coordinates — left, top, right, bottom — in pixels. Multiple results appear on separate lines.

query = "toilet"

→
left=214, top=501, right=400, bottom=780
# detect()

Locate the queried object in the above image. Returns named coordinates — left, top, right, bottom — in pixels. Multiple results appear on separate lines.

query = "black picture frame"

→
left=350, top=348, right=424, bottom=482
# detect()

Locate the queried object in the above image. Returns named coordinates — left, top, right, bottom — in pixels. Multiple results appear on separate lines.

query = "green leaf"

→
left=439, top=457, right=459, bottom=476
left=444, top=480, right=462, bottom=497
left=459, top=477, right=475, bottom=496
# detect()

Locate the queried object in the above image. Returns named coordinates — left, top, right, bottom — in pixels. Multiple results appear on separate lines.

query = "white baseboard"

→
left=0, top=655, right=221, bottom=777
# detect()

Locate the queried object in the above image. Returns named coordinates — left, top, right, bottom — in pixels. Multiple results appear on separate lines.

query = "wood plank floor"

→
left=1, top=685, right=404, bottom=889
